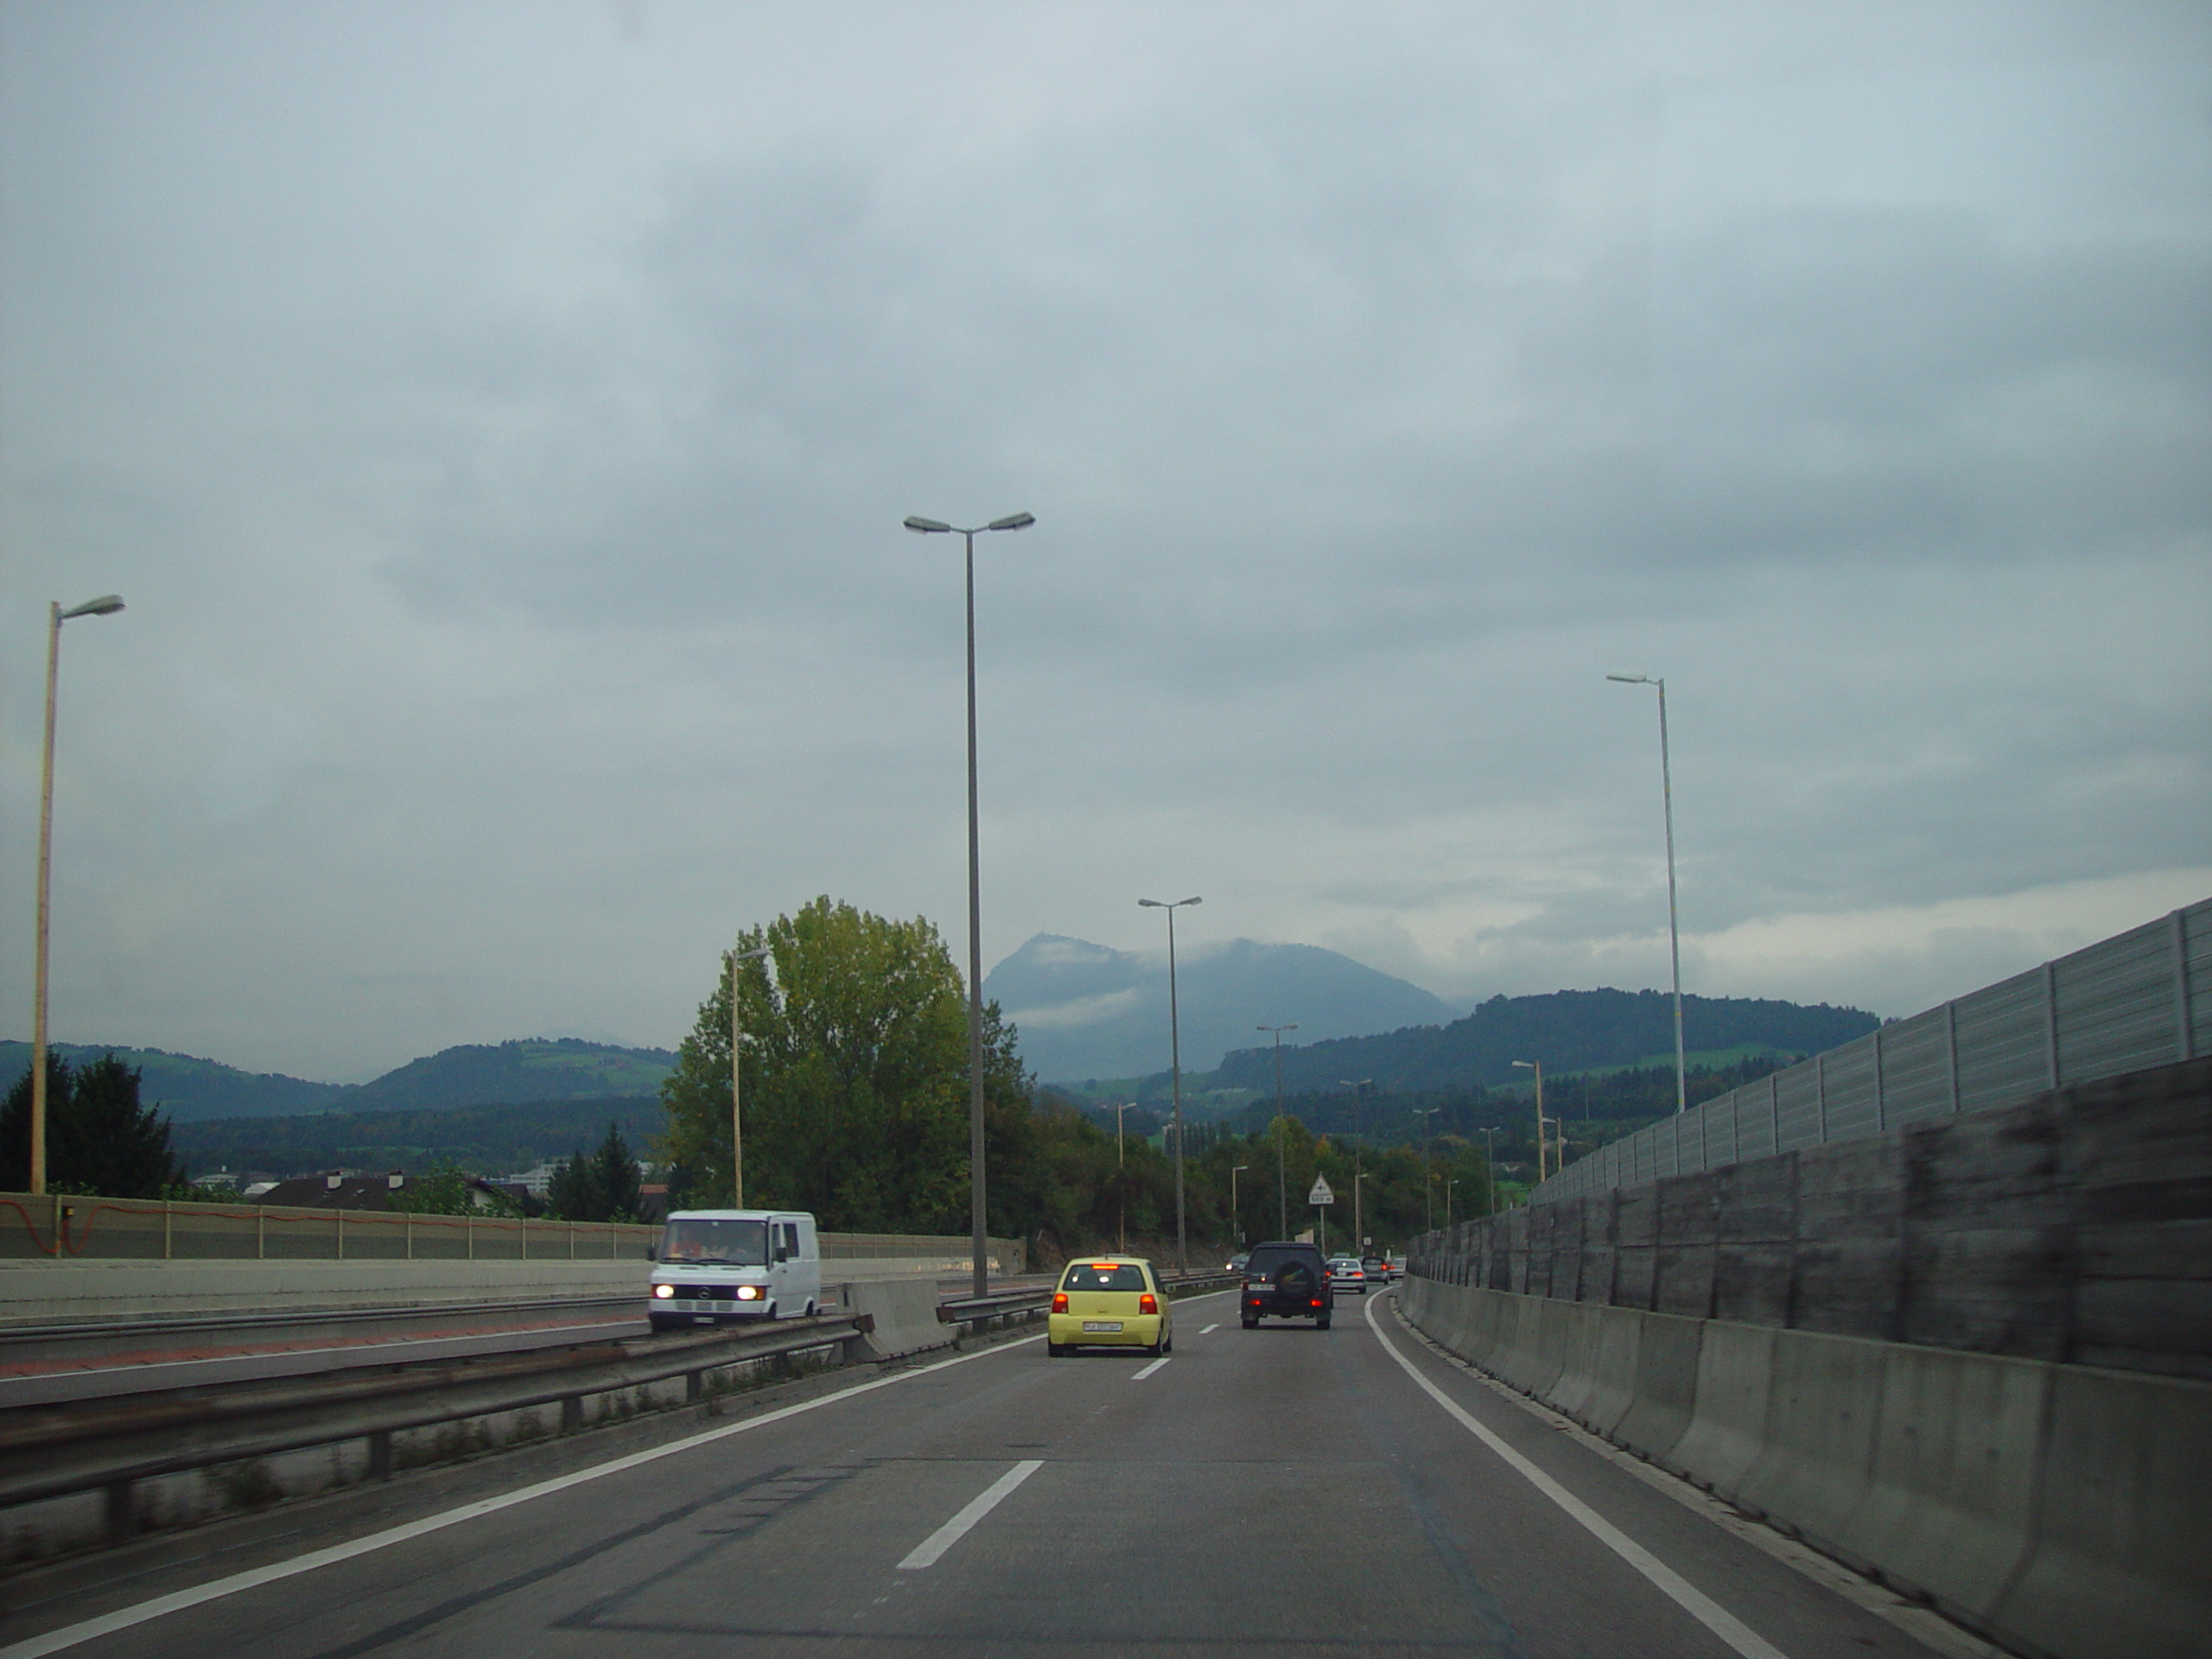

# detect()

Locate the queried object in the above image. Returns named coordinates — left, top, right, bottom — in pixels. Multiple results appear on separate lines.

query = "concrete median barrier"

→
left=836, top=1279, right=955, bottom=1361
left=1398, top=1275, right=2212, bottom=1659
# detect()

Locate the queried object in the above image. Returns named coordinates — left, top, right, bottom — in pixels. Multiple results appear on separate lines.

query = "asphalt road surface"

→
left=4, top=1288, right=1970, bottom=1659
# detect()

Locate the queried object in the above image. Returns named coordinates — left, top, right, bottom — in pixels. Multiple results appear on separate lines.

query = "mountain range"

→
left=0, top=1038, right=676, bottom=1123
left=983, top=933, right=1459, bottom=1084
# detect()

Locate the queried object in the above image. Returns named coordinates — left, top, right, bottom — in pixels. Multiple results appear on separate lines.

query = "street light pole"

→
left=1608, top=672, right=1687, bottom=1116
left=1446, top=1178, right=1459, bottom=1226
left=1139, top=894, right=1201, bottom=1274
left=906, top=512, right=1034, bottom=1299
left=1258, top=1024, right=1296, bottom=1237
left=727, top=944, right=772, bottom=1209
left=1481, top=1126, right=1498, bottom=1212
left=1513, top=1059, right=1548, bottom=1183
left=1230, top=1165, right=1249, bottom=1247
left=1116, top=1102, right=1128, bottom=1253
left=1417, top=1108, right=1438, bottom=1232
left=1338, top=1079, right=1370, bottom=1249
left=30, top=594, right=124, bottom=1198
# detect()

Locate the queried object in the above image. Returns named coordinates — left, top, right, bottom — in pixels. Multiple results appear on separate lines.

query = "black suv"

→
left=1239, top=1241, right=1333, bottom=1329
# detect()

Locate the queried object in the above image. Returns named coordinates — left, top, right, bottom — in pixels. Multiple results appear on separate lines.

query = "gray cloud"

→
left=2, top=3, right=2206, bottom=1079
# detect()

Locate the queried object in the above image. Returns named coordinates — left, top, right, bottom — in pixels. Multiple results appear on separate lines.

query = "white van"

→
left=647, top=1209, right=821, bottom=1331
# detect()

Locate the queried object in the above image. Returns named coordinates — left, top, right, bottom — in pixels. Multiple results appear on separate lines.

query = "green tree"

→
left=1, top=1052, right=182, bottom=1198
left=660, top=897, right=1030, bottom=1234
left=388, top=1164, right=524, bottom=1217
left=543, top=1122, right=644, bottom=1223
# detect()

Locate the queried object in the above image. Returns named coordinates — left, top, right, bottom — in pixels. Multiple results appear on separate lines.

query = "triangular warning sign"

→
left=1307, top=1175, right=1334, bottom=1205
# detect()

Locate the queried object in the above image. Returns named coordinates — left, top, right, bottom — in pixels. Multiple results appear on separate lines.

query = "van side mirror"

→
left=774, top=1244, right=790, bottom=1263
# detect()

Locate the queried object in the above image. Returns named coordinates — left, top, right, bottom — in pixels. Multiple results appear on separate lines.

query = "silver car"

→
left=1325, top=1255, right=1368, bottom=1294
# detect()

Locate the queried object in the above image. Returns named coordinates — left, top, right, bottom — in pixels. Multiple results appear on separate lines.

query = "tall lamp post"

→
left=30, top=594, right=125, bottom=1198
left=1481, top=1126, right=1498, bottom=1212
left=1607, top=672, right=1687, bottom=1116
left=1338, top=1078, right=1370, bottom=1249
left=727, top=944, right=772, bottom=1208
left=1513, top=1059, right=1549, bottom=1184
left=906, top=512, right=1034, bottom=1298
left=1230, top=1165, right=1249, bottom=1248
left=1257, top=1023, right=1297, bottom=1236
left=1446, top=1178, right=1459, bottom=1226
left=1139, top=894, right=1201, bottom=1274
left=1417, top=1107, right=1439, bottom=1232
left=1115, top=1102, right=1129, bottom=1253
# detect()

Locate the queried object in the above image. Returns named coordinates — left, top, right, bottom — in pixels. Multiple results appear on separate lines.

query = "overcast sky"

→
left=3, top=2, right=2207, bottom=1083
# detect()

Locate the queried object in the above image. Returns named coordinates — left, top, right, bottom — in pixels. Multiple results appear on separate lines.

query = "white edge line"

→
left=893, top=1459, right=1043, bottom=1571
left=1362, top=1294, right=1791, bottom=1659
left=1198, top=1324, right=1219, bottom=1334
left=1130, top=1357, right=1169, bottom=1380
left=1, top=1329, right=1052, bottom=1659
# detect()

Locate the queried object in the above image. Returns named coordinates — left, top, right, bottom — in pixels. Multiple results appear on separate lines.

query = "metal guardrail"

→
left=0, top=1294, right=642, bottom=1349
left=0, top=1312, right=874, bottom=1545
left=937, top=1270, right=1238, bottom=1325
left=1535, top=898, right=2211, bottom=1205
left=0, top=1195, right=1028, bottom=1274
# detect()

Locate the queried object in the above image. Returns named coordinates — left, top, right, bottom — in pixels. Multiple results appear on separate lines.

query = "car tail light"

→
left=1139, top=1293, right=1158, bottom=1315
left=1052, top=1293, right=1069, bottom=1313
left=1312, top=1297, right=1325, bottom=1306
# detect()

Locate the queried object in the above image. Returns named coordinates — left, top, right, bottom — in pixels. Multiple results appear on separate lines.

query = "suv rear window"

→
left=1244, top=1246, right=1323, bottom=1278
left=1061, top=1263, right=1148, bottom=1291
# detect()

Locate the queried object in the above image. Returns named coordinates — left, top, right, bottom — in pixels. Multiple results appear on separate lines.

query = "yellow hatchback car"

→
left=1047, top=1256, right=1172, bottom=1357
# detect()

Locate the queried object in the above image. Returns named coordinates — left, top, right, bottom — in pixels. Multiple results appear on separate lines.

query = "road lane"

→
left=4, top=1287, right=1961, bottom=1659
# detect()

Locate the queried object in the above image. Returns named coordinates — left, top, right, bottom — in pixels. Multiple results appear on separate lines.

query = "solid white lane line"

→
left=895, top=1460, right=1043, bottom=1570
left=1199, top=1323, right=1219, bottom=1334
left=1363, top=1295, right=1790, bottom=1659
left=1, top=1332, right=1050, bottom=1659
left=1131, top=1357, right=1169, bottom=1380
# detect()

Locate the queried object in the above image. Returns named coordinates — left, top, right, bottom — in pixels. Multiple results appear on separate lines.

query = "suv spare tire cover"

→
left=1274, top=1259, right=1314, bottom=1294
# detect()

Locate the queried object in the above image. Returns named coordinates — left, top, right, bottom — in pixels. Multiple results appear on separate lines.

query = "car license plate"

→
left=1082, top=1320, right=1122, bottom=1332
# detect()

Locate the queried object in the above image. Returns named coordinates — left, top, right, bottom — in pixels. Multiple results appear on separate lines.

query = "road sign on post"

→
left=1307, top=1176, right=1333, bottom=1206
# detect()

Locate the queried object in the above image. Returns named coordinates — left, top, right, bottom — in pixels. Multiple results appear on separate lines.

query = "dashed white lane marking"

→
left=896, top=1460, right=1043, bottom=1570
left=1131, top=1357, right=1170, bottom=1380
left=1, top=1330, right=1052, bottom=1659
left=1363, top=1293, right=1790, bottom=1659
left=1199, top=1324, right=1220, bottom=1334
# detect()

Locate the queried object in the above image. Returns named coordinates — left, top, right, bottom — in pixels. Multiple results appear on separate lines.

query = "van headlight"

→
left=736, top=1285, right=762, bottom=1300
left=652, top=1284, right=676, bottom=1299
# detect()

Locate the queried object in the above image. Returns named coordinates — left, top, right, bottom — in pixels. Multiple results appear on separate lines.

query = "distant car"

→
left=1361, top=1255, right=1390, bottom=1285
left=1049, top=1255, right=1173, bottom=1357
left=1241, top=1242, right=1332, bottom=1329
left=1325, top=1255, right=1368, bottom=1294
left=1226, top=1253, right=1250, bottom=1275
left=1388, top=1254, right=1407, bottom=1281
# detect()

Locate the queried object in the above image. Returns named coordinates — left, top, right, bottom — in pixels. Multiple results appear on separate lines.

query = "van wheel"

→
left=805, top=1300, right=817, bottom=1318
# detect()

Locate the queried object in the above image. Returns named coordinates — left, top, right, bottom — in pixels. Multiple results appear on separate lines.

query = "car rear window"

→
left=1061, top=1262, right=1147, bottom=1291
left=1244, top=1247, right=1322, bottom=1278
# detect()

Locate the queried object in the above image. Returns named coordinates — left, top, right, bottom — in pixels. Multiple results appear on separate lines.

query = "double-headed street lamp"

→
left=905, top=511, right=1035, bottom=1297
left=1607, top=671, right=1687, bottom=1116
left=727, top=943, right=772, bottom=1209
left=1138, top=893, right=1201, bottom=1274
left=1257, top=1023, right=1297, bottom=1236
left=30, top=594, right=125, bottom=1198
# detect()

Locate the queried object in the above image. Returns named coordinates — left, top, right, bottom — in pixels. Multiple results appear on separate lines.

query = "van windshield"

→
left=660, top=1218, right=769, bottom=1266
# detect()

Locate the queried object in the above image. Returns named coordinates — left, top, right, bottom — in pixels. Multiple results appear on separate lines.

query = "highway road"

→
left=2, top=1287, right=1977, bottom=1659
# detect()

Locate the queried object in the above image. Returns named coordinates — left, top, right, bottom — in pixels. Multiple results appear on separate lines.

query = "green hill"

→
left=172, top=1095, right=668, bottom=1179
left=1, top=1037, right=676, bottom=1123
left=1205, top=988, right=1878, bottom=1096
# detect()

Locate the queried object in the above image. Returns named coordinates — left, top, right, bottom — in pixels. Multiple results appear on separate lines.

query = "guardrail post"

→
left=105, top=1479, right=135, bottom=1545
left=685, top=1369, right=702, bottom=1403
left=368, top=1429, right=394, bottom=1481
left=162, top=1201, right=172, bottom=1261
left=561, top=1395, right=582, bottom=1434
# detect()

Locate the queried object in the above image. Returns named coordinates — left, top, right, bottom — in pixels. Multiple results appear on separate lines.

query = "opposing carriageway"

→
left=1, top=1287, right=1983, bottom=1659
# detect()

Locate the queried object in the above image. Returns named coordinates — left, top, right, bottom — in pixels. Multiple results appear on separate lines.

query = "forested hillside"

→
left=1208, top=988, right=1878, bottom=1096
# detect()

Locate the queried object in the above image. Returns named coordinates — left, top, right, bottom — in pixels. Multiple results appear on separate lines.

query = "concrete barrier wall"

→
left=0, top=1252, right=988, bottom=1325
left=1399, top=1275, right=2211, bottom=1659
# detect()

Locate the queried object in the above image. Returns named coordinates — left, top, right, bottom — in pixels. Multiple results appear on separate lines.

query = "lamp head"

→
left=985, top=512, right=1035, bottom=531
left=1605, top=672, right=1649, bottom=685
left=60, top=595, right=124, bottom=620
left=1512, top=1060, right=1534, bottom=1070
left=903, top=516, right=953, bottom=534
